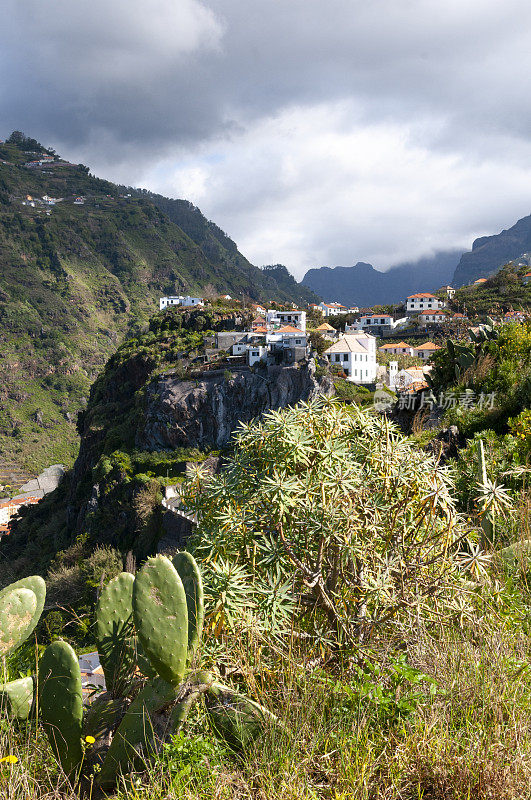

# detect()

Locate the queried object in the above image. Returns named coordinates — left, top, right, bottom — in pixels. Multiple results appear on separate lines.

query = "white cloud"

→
left=135, top=101, right=531, bottom=277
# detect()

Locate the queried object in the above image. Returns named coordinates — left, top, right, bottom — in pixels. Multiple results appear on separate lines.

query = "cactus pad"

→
left=0, top=677, right=34, bottom=720
left=205, top=682, right=279, bottom=750
left=132, top=556, right=188, bottom=686
left=97, top=676, right=178, bottom=788
left=172, top=552, right=204, bottom=662
left=0, top=576, right=46, bottom=657
left=167, top=670, right=213, bottom=733
left=95, top=572, right=137, bottom=696
left=84, top=693, right=128, bottom=740
left=39, top=640, right=83, bottom=776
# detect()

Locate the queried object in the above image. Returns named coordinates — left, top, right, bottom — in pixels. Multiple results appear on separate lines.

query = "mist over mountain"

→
left=302, top=251, right=460, bottom=306
left=452, top=214, right=531, bottom=287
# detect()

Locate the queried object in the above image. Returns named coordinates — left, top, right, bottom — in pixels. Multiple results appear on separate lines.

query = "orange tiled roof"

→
left=415, top=341, right=441, bottom=350
left=379, top=341, right=411, bottom=349
left=407, top=293, right=437, bottom=299
left=276, top=325, right=304, bottom=334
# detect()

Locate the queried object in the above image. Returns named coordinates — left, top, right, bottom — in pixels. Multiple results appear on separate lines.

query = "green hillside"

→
left=0, top=132, right=318, bottom=474
left=452, top=261, right=531, bottom=316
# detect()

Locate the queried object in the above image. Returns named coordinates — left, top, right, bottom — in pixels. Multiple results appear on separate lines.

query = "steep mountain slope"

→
left=302, top=251, right=459, bottom=306
left=0, top=133, right=317, bottom=473
left=0, top=308, right=332, bottom=580
left=122, top=190, right=319, bottom=306
left=452, top=215, right=531, bottom=287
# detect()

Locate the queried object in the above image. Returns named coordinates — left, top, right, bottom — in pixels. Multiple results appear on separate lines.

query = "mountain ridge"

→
left=452, top=213, right=531, bottom=286
left=302, top=251, right=460, bottom=306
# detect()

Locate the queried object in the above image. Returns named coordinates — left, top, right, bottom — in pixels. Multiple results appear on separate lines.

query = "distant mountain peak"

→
left=302, top=252, right=459, bottom=306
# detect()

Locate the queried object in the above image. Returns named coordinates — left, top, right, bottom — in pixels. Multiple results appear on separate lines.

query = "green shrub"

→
left=182, top=398, right=472, bottom=650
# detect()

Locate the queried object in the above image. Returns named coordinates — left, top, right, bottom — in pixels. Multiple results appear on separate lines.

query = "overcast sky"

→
left=3, top=0, right=531, bottom=278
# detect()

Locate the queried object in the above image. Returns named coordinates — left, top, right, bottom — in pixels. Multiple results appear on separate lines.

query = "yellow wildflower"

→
left=85, top=736, right=96, bottom=745
left=0, top=755, right=18, bottom=764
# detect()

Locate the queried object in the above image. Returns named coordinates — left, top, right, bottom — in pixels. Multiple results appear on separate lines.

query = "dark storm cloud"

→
left=3, top=0, right=531, bottom=275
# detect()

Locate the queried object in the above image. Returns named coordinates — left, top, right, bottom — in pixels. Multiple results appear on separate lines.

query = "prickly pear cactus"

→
left=0, top=576, right=46, bottom=658
left=39, top=640, right=83, bottom=776
left=132, top=556, right=188, bottom=686
left=205, top=682, right=280, bottom=750
left=95, top=572, right=137, bottom=697
left=0, top=676, right=34, bottom=720
left=172, top=551, right=204, bottom=663
left=97, top=675, right=178, bottom=788
left=84, top=694, right=129, bottom=741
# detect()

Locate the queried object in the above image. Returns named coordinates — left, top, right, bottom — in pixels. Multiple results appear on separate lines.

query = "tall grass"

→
left=3, top=620, right=531, bottom=799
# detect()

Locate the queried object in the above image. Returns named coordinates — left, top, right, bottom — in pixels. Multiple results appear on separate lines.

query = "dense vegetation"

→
left=0, top=307, right=246, bottom=589
left=451, top=261, right=531, bottom=317
left=2, top=391, right=531, bottom=799
left=0, top=133, right=318, bottom=474
left=4, top=134, right=531, bottom=800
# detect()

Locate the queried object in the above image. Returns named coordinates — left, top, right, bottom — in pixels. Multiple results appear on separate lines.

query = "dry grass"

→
left=4, top=620, right=531, bottom=800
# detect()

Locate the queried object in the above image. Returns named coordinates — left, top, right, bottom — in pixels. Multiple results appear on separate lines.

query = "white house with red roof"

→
left=359, top=313, right=395, bottom=328
left=266, top=309, right=306, bottom=332
left=318, top=301, right=347, bottom=317
left=417, top=310, right=447, bottom=324
left=266, top=325, right=307, bottom=347
left=523, top=272, right=531, bottom=286
left=406, top=293, right=445, bottom=312
left=378, top=341, right=414, bottom=356
left=413, top=341, right=442, bottom=361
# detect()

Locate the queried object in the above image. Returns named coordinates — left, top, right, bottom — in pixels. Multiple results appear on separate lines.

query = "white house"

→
left=359, top=313, right=395, bottom=328
left=394, top=366, right=430, bottom=391
left=406, top=293, right=444, bottom=312
left=417, top=311, right=447, bottom=325
left=324, top=333, right=377, bottom=384
left=266, top=309, right=307, bottom=332
left=41, top=195, right=62, bottom=206
left=413, top=341, right=442, bottom=361
left=266, top=326, right=307, bottom=348
left=318, top=302, right=347, bottom=317
left=247, top=345, right=268, bottom=366
left=159, top=295, right=204, bottom=310
left=378, top=341, right=414, bottom=356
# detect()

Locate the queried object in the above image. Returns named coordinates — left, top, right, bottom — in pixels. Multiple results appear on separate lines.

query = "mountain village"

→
left=159, top=273, right=531, bottom=397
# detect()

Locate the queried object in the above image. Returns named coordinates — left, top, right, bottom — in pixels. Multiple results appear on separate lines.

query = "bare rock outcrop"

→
left=138, top=359, right=333, bottom=450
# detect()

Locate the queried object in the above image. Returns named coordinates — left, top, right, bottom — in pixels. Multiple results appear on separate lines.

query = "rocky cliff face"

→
left=138, top=360, right=333, bottom=450
left=452, top=214, right=531, bottom=287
